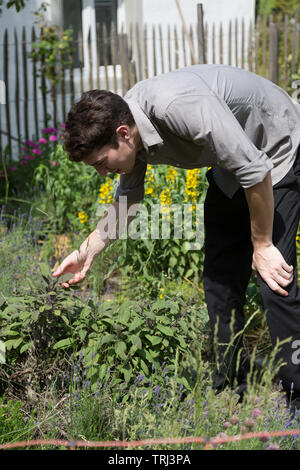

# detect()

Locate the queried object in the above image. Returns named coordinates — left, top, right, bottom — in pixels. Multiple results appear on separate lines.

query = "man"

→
left=52, top=64, right=300, bottom=411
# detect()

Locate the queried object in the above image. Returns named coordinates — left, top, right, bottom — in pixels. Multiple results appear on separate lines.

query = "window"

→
left=63, top=0, right=83, bottom=67
left=95, top=0, right=118, bottom=65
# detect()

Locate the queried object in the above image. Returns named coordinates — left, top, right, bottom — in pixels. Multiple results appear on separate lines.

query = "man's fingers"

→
left=267, top=278, right=288, bottom=297
left=59, top=262, right=91, bottom=288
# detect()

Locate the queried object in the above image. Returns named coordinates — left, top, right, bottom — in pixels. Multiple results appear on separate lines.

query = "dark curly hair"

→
left=62, top=90, right=135, bottom=162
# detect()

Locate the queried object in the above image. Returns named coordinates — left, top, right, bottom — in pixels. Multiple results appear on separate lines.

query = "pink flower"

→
left=20, top=160, right=27, bottom=165
left=61, top=123, right=66, bottom=129
left=52, top=160, right=57, bottom=167
left=24, top=155, right=32, bottom=161
left=9, top=166, right=17, bottom=171
left=251, top=409, right=262, bottom=418
left=267, top=443, right=280, bottom=450
left=39, top=137, right=48, bottom=144
left=32, top=148, right=42, bottom=155
left=49, top=135, right=58, bottom=142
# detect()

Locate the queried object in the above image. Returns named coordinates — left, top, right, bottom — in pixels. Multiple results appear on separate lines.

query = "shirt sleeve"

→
left=114, top=154, right=147, bottom=202
left=164, top=94, right=274, bottom=188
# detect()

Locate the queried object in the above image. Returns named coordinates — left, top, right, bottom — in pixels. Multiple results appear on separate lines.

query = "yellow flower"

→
left=166, top=166, right=178, bottom=188
left=145, top=164, right=155, bottom=196
left=160, top=188, right=172, bottom=219
left=99, top=178, right=114, bottom=204
left=185, top=169, right=201, bottom=204
left=78, top=211, right=88, bottom=224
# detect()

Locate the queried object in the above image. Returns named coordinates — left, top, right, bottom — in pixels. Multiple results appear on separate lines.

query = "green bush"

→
left=0, top=263, right=208, bottom=395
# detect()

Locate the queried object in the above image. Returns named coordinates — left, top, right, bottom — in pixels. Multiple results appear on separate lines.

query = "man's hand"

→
left=252, top=243, right=294, bottom=296
left=52, top=249, right=94, bottom=288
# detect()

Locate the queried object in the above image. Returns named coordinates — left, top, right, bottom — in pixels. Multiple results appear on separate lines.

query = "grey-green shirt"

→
left=114, top=64, right=300, bottom=201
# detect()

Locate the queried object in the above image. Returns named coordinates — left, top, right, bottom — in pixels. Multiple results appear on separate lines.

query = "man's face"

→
left=84, top=125, right=141, bottom=177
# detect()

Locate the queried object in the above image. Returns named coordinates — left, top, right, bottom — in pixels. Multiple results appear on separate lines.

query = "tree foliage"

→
left=257, top=0, right=300, bottom=16
left=0, top=0, right=28, bottom=14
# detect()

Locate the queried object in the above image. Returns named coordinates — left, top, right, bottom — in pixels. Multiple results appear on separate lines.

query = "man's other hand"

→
left=252, top=243, right=293, bottom=296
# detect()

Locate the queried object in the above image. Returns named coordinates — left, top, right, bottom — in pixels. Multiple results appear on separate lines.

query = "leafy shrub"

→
left=0, top=263, right=208, bottom=395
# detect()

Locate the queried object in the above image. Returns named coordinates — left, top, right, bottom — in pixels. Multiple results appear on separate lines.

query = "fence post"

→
left=197, top=3, right=206, bottom=64
left=119, top=33, right=130, bottom=95
left=269, top=21, right=279, bottom=84
left=4, top=29, right=12, bottom=162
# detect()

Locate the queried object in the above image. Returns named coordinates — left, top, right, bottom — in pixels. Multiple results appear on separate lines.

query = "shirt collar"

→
left=125, top=99, right=163, bottom=152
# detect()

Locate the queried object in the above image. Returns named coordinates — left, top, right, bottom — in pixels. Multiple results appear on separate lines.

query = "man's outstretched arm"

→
left=52, top=199, right=139, bottom=288
left=244, top=171, right=293, bottom=296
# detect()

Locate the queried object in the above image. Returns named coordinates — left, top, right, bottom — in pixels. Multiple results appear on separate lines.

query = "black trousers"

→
left=203, top=147, right=300, bottom=397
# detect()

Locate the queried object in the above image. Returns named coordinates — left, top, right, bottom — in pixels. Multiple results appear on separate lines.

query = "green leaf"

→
left=119, top=308, right=131, bottom=325
left=178, top=319, right=188, bottom=334
left=178, top=336, right=188, bottom=348
left=145, top=334, right=162, bottom=346
left=79, top=330, right=87, bottom=342
left=184, top=268, right=194, bottom=278
left=19, top=311, right=32, bottom=320
left=156, top=324, right=174, bottom=336
left=53, top=338, right=74, bottom=350
left=128, top=317, right=144, bottom=331
left=40, top=262, right=51, bottom=277
left=151, top=299, right=167, bottom=311
left=177, top=376, right=191, bottom=391
left=100, top=334, right=115, bottom=346
left=5, top=338, right=22, bottom=350
left=115, top=341, right=127, bottom=360
left=20, top=342, right=31, bottom=354
left=98, top=363, right=107, bottom=380
left=140, top=359, right=149, bottom=375
left=130, top=334, right=142, bottom=349
left=2, top=329, right=19, bottom=336
left=121, top=365, right=133, bottom=382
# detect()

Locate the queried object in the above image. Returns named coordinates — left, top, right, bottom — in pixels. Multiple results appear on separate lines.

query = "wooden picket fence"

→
left=0, top=14, right=300, bottom=163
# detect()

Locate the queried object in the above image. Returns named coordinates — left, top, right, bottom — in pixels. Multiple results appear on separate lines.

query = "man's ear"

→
left=116, top=125, right=131, bottom=140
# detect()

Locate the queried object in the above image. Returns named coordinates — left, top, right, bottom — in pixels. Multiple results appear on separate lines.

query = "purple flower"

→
left=32, top=148, right=42, bottom=155
left=42, top=127, right=58, bottom=134
left=50, top=135, right=58, bottom=142
left=61, top=123, right=66, bottom=129
left=25, top=139, right=39, bottom=147
left=9, top=166, right=17, bottom=171
left=154, top=385, right=160, bottom=395
left=39, top=137, right=48, bottom=144
left=19, top=160, right=27, bottom=165
left=24, top=155, right=32, bottom=161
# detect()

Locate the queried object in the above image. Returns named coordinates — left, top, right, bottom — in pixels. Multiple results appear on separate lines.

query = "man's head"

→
left=62, top=90, right=143, bottom=176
